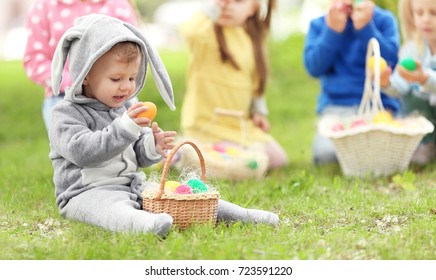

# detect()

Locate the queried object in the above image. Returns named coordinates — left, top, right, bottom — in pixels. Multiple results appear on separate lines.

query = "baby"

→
left=49, top=14, right=279, bottom=237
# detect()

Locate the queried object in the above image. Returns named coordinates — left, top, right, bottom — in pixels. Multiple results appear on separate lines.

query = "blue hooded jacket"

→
left=304, top=6, right=401, bottom=114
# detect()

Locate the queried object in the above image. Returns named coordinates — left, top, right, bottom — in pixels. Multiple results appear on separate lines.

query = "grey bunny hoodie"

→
left=48, top=14, right=175, bottom=210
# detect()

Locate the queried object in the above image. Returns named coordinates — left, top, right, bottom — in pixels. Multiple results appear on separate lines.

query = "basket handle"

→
left=358, top=38, right=385, bottom=118
left=156, top=141, right=207, bottom=199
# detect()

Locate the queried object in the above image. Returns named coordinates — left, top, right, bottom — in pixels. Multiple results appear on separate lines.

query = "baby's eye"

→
left=414, top=10, right=423, bottom=16
left=129, top=77, right=136, bottom=81
left=110, top=78, right=120, bottom=82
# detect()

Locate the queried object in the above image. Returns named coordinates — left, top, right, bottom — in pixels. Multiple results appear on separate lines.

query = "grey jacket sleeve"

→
left=134, top=130, right=163, bottom=167
left=49, top=103, right=156, bottom=167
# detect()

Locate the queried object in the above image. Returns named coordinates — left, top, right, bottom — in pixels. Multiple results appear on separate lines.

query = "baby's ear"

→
left=82, top=76, right=89, bottom=86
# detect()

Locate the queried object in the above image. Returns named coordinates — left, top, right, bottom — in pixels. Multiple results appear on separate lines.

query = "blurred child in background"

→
left=23, top=0, right=139, bottom=131
left=303, top=0, right=401, bottom=165
left=381, top=0, right=436, bottom=165
left=178, top=0, right=288, bottom=170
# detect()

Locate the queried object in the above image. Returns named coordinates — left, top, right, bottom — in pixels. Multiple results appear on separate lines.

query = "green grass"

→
left=1, top=35, right=436, bottom=260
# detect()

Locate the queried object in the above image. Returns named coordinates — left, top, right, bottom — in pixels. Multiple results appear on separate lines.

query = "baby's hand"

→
left=127, top=103, right=152, bottom=127
left=152, top=122, right=177, bottom=158
left=351, top=0, right=374, bottom=30
left=252, top=113, right=270, bottom=132
left=398, top=61, right=429, bottom=85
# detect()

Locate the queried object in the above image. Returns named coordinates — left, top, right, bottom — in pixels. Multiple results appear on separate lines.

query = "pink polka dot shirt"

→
left=23, top=0, right=138, bottom=97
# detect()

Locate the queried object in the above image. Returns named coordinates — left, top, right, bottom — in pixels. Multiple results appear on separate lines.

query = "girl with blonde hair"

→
left=382, top=0, right=436, bottom=165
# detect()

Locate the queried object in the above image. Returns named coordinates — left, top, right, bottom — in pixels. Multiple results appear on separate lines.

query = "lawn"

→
left=1, top=35, right=436, bottom=260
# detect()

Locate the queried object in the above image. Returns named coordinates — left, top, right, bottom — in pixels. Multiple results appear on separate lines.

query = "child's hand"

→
left=151, top=122, right=177, bottom=158
left=379, top=66, right=392, bottom=88
left=326, top=1, right=350, bottom=33
left=351, top=0, right=374, bottom=30
left=252, top=113, right=270, bottom=132
left=127, top=103, right=152, bottom=127
left=397, top=61, right=429, bottom=85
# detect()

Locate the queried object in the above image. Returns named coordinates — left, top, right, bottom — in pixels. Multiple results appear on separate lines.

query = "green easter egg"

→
left=355, top=0, right=363, bottom=4
left=187, top=179, right=208, bottom=193
left=247, top=160, right=258, bottom=170
left=400, top=58, right=417, bottom=71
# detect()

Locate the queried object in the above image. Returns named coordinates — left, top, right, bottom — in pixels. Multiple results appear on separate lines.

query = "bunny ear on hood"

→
left=51, top=13, right=176, bottom=111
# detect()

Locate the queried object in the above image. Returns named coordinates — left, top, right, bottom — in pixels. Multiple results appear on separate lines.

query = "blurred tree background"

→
left=377, top=0, right=398, bottom=17
left=135, top=0, right=167, bottom=21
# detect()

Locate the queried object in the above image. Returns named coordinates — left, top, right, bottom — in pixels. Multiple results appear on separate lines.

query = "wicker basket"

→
left=319, top=38, right=434, bottom=177
left=174, top=108, right=269, bottom=181
left=142, top=141, right=220, bottom=229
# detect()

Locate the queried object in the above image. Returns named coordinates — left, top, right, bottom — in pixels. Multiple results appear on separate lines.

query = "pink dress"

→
left=23, top=0, right=137, bottom=98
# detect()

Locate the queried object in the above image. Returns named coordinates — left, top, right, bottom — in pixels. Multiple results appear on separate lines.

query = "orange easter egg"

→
left=136, top=101, right=157, bottom=120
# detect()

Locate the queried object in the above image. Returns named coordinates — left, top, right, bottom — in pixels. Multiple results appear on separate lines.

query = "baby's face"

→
left=82, top=48, right=141, bottom=108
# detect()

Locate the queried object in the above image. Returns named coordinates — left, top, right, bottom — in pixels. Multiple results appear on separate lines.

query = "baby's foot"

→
left=245, top=209, right=279, bottom=226
left=150, top=213, right=173, bottom=237
left=217, top=200, right=279, bottom=226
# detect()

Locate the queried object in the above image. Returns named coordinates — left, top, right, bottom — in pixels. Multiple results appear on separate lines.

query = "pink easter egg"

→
left=350, top=119, right=367, bottom=128
left=213, top=144, right=226, bottom=153
left=332, top=123, right=344, bottom=131
left=174, top=184, right=193, bottom=194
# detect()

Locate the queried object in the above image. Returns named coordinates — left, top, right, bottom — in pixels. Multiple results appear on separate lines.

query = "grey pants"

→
left=60, top=185, right=278, bottom=237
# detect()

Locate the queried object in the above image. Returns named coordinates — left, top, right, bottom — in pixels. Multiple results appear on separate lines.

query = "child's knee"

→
left=312, top=134, right=337, bottom=165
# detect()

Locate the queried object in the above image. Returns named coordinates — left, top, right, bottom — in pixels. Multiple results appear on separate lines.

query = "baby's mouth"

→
left=113, top=95, right=127, bottom=102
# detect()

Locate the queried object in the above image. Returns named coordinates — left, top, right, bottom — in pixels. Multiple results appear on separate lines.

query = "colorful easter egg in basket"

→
left=332, top=122, right=345, bottom=131
left=373, top=111, right=393, bottom=124
left=213, top=144, right=226, bottom=153
left=350, top=119, right=367, bottom=128
left=247, top=159, right=258, bottom=170
left=165, top=180, right=180, bottom=193
left=187, top=179, right=208, bottom=194
left=174, top=184, right=193, bottom=194
left=225, top=147, right=241, bottom=156
left=367, top=56, right=387, bottom=72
